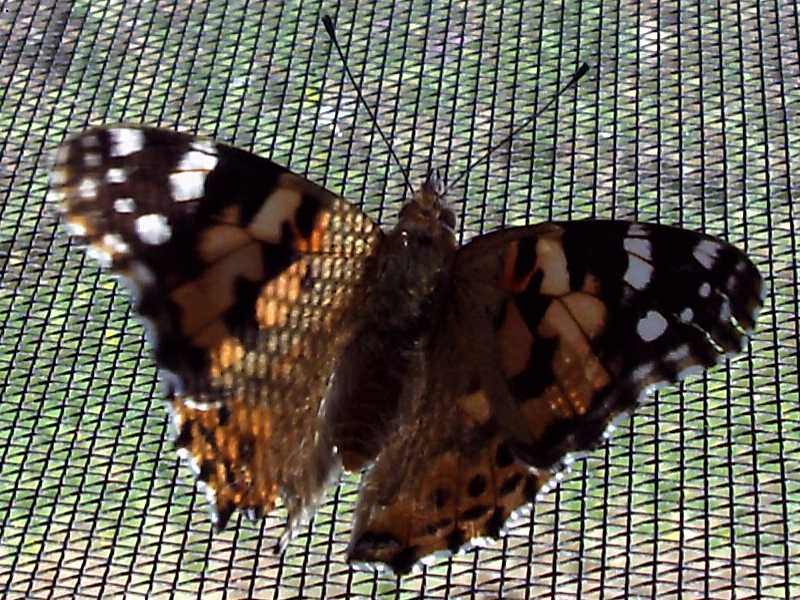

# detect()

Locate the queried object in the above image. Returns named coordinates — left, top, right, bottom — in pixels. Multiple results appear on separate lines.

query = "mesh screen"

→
left=1, top=1, right=798, bottom=598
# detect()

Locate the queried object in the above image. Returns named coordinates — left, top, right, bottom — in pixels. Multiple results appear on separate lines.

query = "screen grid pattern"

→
left=0, top=1, right=797, bottom=598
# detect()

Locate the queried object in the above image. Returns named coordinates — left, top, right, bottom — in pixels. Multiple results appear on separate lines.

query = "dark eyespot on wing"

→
left=198, top=460, right=213, bottom=482
left=499, top=473, right=523, bottom=496
left=175, top=422, right=192, bottom=449
left=460, top=504, right=492, bottom=521
left=432, top=487, right=451, bottom=509
left=467, top=474, right=488, bottom=497
left=388, top=546, right=420, bottom=575
left=446, top=529, right=465, bottom=553
left=495, top=442, right=514, bottom=468
left=213, top=501, right=234, bottom=532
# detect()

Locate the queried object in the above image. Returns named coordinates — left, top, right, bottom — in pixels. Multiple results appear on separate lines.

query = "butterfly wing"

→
left=456, top=221, right=762, bottom=468
left=51, top=126, right=382, bottom=535
left=347, top=220, right=762, bottom=573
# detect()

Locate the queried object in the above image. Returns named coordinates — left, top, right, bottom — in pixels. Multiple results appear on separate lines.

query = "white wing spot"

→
left=84, top=153, right=101, bottom=168
left=693, top=239, right=721, bottom=269
left=80, top=135, right=101, bottom=149
left=666, top=344, right=690, bottom=362
left=169, top=171, right=206, bottom=202
left=632, top=362, right=654, bottom=383
left=177, top=149, right=218, bottom=172
left=637, top=310, right=668, bottom=342
left=106, top=168, right=127, bottom=184
left=86, top=245, right=113, bottom=267
left=65, top=221, right=87, bottom=236
left=191, top=140, right=217, bottom=155
left=109, top=128, right=145, bottom=157
left=48, top=189, right=65, bottom=208
left=677, top=365, right=705, bottom=380
left=720, top=297, right=732, bottom=320
left=624, top=236, right=652, bottom=260
left=699, top=282, right=711, bottom=298
left=135, top=213, right=172, bottom=245
left=79, top=177, right=98, bottom=199
left=679, top=307, right=694, bottom=322
left=114, top=197, right=136, bottom=213
left=50, top=168, right=67, bottom=186
left=117, top=260, right=156, bottom=295
left=52, top=144, right=69, bottom=166
left=128, top=261, right=155, bottom=287
left=624, top=255, right=653, bottom=290
left=627, top=223, right=649, bottom=238
left=181, top=397, right=223, bottom=411
left=101, top=233, right=130, bottom=255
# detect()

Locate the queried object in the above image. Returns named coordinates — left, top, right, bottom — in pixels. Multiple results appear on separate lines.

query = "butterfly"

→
left=50, top=124, right=763, bottom=574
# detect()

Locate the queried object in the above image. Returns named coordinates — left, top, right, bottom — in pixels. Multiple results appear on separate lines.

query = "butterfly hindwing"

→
left=52, top=126, right=382, bottom=532
left=348, top=387, right=544, bottom=573
left=347, top=220, right=762, bottom=573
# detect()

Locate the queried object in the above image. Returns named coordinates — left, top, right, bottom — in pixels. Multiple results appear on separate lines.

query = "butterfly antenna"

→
left=322, top=15, right=415, bottom=196
left=445, top=62, right=591, bottom=194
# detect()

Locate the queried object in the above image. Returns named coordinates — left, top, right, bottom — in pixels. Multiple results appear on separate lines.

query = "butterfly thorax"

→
left=364, top=186, right=457, bottom=336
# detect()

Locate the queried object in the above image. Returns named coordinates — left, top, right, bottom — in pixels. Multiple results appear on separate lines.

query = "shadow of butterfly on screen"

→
left=50, top=66, right=762, bottom=573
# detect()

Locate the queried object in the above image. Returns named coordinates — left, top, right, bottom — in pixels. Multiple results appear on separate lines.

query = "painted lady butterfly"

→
left=50, top=115, right=762, bottom=573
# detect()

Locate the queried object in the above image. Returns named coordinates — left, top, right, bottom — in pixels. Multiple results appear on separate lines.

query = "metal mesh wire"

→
left=0, top=1, right=798, bottom=597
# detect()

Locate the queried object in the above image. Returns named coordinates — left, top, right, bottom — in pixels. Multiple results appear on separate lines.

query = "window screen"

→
left=0, top=1, right=796, bottom=598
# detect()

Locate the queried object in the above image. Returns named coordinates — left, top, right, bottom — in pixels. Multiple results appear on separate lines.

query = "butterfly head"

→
left=396, top=169, right=457, bottom=247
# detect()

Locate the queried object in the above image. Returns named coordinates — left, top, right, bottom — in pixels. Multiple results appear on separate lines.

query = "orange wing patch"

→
left=255, top=261, right=307, bottom=329
left=464, top=221, right=762, bottom=475
left=171, top=393, right=278, bottom=527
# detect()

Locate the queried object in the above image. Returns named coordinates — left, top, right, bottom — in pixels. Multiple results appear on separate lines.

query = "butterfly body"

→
left=52, top=125, right=762, bottom=574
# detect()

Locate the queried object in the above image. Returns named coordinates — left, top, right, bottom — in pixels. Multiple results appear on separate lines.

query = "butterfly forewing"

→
left=52, top=126, right=382, bottom=531
left=457, top=221, right=762, bottom=468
